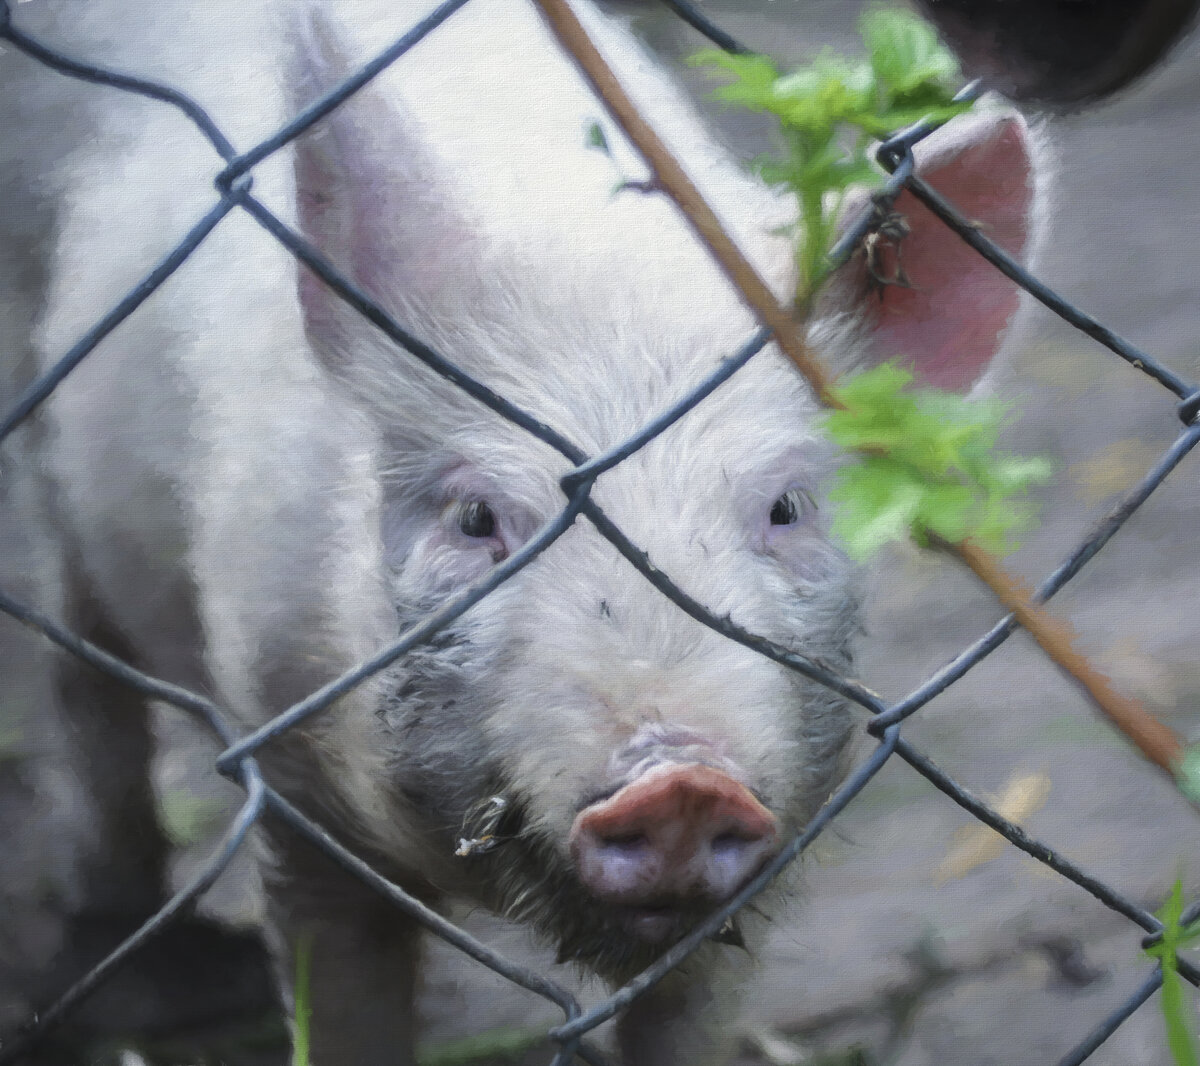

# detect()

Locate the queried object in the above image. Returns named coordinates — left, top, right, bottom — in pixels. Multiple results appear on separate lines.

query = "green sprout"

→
left=692, top=7, right=972, bottom=303
left=693, top=8, right=1049, bottom=560
left=1146, top=878, right=1200, bottom=1066
left=822, top=364, right=1052, bottom=560
left=156, top=788, right=226, bottom=848
left=1178, top=745, right=1200, bottom=806
left=694, top=21, right=1193, bottom=1066
left=292, top=936, right=313, bottom=1066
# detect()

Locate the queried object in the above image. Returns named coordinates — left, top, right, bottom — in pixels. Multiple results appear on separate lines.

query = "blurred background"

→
left=4, top=0, right=1200, bottom=1063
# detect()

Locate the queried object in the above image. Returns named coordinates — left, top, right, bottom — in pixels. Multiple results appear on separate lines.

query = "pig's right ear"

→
left=287, top=9, right=480, bottom=344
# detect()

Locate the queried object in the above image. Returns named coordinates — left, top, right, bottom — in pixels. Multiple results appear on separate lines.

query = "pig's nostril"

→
left=600, top=831, right=649, bottom=850
left=710, top=831, right=754, bottom=854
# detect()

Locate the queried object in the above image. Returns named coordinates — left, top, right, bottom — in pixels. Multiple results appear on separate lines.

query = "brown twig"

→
left=531, top=0, right=1190, bottom=786
left=530, top=0, right=842, bottom=410
left=947, top=538, right=1183, bottom=777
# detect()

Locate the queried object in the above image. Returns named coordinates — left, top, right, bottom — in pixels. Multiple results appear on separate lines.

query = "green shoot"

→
left=693, top=9, right=1048, bottom=561
left=292, top=936, right=313, bottom=1066
left=1146, top=878, right=1200, bottom=1066
left=1176, top=745, right=1200, bottom=804
left=691, top=7, right=972, bottom=304
left=822, top=364, right=1051, bottom=560
left=156, top=789, right=226, bottom=848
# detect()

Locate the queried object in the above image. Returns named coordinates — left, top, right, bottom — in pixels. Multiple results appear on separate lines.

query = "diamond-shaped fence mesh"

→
left=0, top=0, right=1198, bottom=1063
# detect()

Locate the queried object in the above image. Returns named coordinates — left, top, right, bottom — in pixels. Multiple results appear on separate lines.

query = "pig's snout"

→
left=569, top=763, right=779, bottom=940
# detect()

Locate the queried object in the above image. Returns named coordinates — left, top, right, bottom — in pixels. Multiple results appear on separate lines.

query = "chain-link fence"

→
left=1, top=0, right=1198, bottom=1062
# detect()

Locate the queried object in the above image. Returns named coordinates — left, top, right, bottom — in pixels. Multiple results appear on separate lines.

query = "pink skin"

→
left=570, top=762, right=781, bottom=943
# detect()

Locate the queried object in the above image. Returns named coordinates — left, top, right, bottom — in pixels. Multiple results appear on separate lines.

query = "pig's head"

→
left=286, top=1, right=1041, bottom=978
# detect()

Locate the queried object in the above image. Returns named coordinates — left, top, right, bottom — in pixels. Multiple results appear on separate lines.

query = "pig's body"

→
left=0, top=0, right=1039, bottom=1061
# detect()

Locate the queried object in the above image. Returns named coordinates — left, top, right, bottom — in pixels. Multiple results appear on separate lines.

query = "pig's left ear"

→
left=821, top=109, right=1041, bottom=392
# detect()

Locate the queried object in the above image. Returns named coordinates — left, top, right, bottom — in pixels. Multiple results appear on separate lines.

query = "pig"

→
left=0, top=0, right=1043, bottom=1061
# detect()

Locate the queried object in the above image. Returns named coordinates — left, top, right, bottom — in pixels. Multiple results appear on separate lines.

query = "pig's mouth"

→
left=612, top=899, right=747, bottom=946
left=620, top=903, right=683, bottom=943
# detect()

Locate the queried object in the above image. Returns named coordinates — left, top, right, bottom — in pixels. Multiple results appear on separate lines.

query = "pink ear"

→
left=289, top=9, right=479, bottom=342
left=830, top=111, right=1038, bottom=392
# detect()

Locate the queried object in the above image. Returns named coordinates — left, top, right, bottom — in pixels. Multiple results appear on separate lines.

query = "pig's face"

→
left=289, top=1, right=1039, bottom=976
left=373, top=319, right=859, bottom=973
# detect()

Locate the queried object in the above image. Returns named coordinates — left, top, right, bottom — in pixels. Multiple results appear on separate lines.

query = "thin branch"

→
left=530, top=0, right=842, bottom=409
left=946, top=537, right=1184, bottom=778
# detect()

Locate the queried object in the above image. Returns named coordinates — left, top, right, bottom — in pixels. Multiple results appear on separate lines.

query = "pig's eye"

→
left=769, top=489, right=813, bottom=527
left=458, top=501, right=497, bottom=538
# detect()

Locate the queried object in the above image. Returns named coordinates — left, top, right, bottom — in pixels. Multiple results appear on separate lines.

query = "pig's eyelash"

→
left=768, top=488, right=817, bottom=526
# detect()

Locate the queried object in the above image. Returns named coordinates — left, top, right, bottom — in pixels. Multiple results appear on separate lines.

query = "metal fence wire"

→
left=1, top=0, right=1199, bottom=1063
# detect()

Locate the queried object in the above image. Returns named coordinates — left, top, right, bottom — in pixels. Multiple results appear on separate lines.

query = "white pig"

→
left=0, top=0, right=1041, bottom=1061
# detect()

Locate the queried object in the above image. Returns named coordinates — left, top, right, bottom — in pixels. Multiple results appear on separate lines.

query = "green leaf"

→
left=861, top=8, right=960, bottom=99
left=1176, top=745, right=1200, bottom=804
left=690, top=50, right=781, bottom=111
left=584, top=120, right=611, bottom=156
left=1147, top=879, right=1200, bottom=1066
left=691, top=6, right=971, bottom=307
left=828, top=459, right=925, bottom=559
left=771, top=56, right=876, bottom=139
left=916, top=479, right=976, bottom=544
left=822, top=364, right=1050, bottom=559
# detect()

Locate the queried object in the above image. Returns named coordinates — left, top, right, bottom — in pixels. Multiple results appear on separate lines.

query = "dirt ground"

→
left=5, top=0, right=1200, bottom=1064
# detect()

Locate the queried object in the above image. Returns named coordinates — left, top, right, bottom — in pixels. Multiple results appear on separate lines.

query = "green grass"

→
left=1146, top=878, right=1200, bottom=1066
left=156, top=789, right=227, bottom=848
left=291, top=937, right=312, bottom=1066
